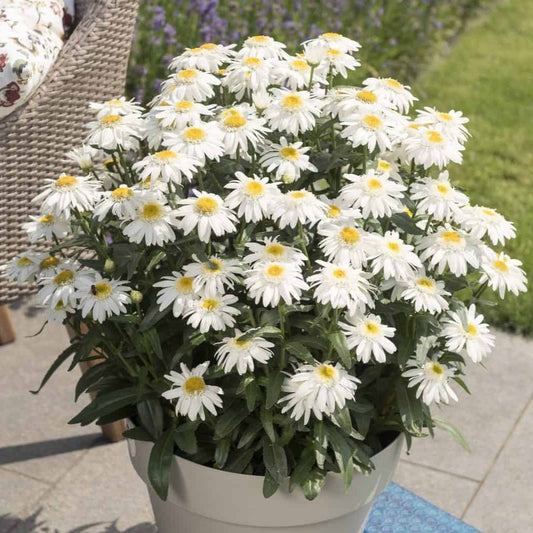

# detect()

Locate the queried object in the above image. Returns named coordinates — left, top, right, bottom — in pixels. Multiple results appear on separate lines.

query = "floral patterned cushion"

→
left=0, top=0, right=75, bottom=120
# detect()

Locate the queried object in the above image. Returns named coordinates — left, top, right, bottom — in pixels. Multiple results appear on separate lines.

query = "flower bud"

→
left=104, top=258, right=115, bottom=273
left=131, top=290, right=143, bottom=304
left=282, top=171, right=296, bottom=184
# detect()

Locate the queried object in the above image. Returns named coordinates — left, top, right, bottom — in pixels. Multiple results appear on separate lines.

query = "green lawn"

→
left=413, top=0, right=533, bottom=334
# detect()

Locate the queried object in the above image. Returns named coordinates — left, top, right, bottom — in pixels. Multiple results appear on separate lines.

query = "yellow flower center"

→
left=493, top=259, right=509, bottom=272
left=482, top=208, right=495, bottom=217
left=431, top=362, right=444, bottom=375
left=340, top=227, right=360, bottom=244
left=291, top=59, right=309, bottom=71
left=40, top=214, right=55, bottom=225
left=321, top=32, right=341, bottom=39
left=437, top=183, right=450, bottom=194
left=40, top=256, right=59, bottom=270
left=316, top=364, right=337, bottom=381
left=441, top=230, right=462, bottom=244
left=101, top=114, right=121, bottom=125
left=175, top=101, right=194, bottom=111
left=327, top=204, right=341, bottom=218
left=367, top=177, right=383, bottom=190
left=326, top=48, right=341, bottom=57
left=223, top=114, right=247, bottom=129
left=377, top=160, right=392, bottom=172
left=54, top=269, right=74, bottom=285
left=280, top=146, right=299, bottom=160
left=364, top=322, right=380, bottom=335
left=244, top=181, right=265, bottom=197
left=204, top=258, right=222, bottom=272
left=467, top=323, right=478, bottom=336
left=234, top=337, right=251, bottom=347
left=265, top=243, right=285, bottom=256
left=17, top=257, right=34, bottom=267
left=416, top=277, right=435, bottom=290
left=218, top=68, right=227, bottom=75
left=176, top=276, right=194, bottom=292
left=332, top=268, right=347, bottom=279
left=290, top=191, right=307, bottom=199
left=404, top=207, right=414, bottom=218
left=141, top=177, right=152, bottom=188
left=357, top=90, right=378, bottom=104
left=195, top=197, right=219, bottom=214
left=141, top=202, right=163, bottom=221
left=155, top=150, right=178, bottom=162
left=178, top=69, right=197, bottom=80
left=385, top=78, right=403, bottom=89
left=426, top=130, right=444, bottom=144
left=281, top=94, right=303, bottom=110
left=188, top=47, right=202, bottom=54
left=111, top=187, right=133, bottom=201
left=200, top=43, right=217, bottom=50
left=266, top=264, right=285, bottom=278
left=244, top=57, right=262, bottom=68
left=202, top=298, right=219, bottom=312
left=249, top=35, right=271, bottom=43
left=107, top=99, right=124, bottom=106
left=93, top=281, right=112, bottom=299
left=438, top=112, right=452, bottom=121
left=184, top=376, right=206, bottom=394
left=55, top=301, right=65, bottom=311
left=387, top=241, right=401, bottom=253
left=56, top=175, right=78, bottom=188
left=183, top=127, right=206, bottom=142
left=363, top=114, right=383, bottom=129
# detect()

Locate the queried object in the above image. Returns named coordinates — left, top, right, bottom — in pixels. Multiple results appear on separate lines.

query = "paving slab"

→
left=463, top=397, right=533, bottom=533
left=403, top=331, right=533, bottom=481
left=393, top=460, right=479, bottom=519
left=0, top=467, right=50, bottom=516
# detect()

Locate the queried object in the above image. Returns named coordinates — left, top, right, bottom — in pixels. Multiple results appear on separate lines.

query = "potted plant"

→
left=3, top=33, right=527, bottom=533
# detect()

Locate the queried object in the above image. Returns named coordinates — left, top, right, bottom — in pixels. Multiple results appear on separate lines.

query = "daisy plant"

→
left=4, top=34, right=527, bottom=502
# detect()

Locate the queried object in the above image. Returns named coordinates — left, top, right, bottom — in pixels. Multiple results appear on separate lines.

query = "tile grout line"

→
left=0, top=465, right=54, bottom=486
left=399, top=458, right=481, bottom=483
left=460, top=393, right=533, bottom=520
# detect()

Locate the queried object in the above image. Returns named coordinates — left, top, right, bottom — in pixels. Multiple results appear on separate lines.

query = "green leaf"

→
left=214, top=438, right=231, bottom=469
left=263, top=439, right=288, bottom=483
left=148, top=427, right=175, bottom=501
left=31, top=343, right=76, bottom=394
left=395, top=381, right=426, bottom=436
left=332, top=406, right=353, bottom=434
left=260, top=406, right=276, bottom=442
left=237, top=419, right=262, bottom=449
left=432, top=416, right=471, bottom=452
left=290, top=445, right=315, bottom=487
left=141, top=328, right=163, bottom=359
left=139, top=305, right=171, bottom=332
left=215, top=405, right=249, bottom=438
left=174, top=425, right=198, bottom=454
left=391, top=212, right=424, bottom=235
left=236, top=326, right=281, bottom=343
left=328, top=331, right=352, bottom=368
left=314, top=421, right=328, bottom=469
left=265, top=372, right=284, bottom=409
left=285, top=342, right=314, bottom=363
left=262, top=470, right=279, bottom=498
left=452, top=376, right=471, bottom=394
left=244, top=380, right=261, bottom=411
left=301, top=470, right=326, bottom=501
left=146, top=250, right=167, bottom=273
left=74, top=361, right=109, bottom=400
left=138, top=399, right=164, bottom=439
left=122, top=426, right=153, bottom=442
left=226, top=448, right=255, bottom=474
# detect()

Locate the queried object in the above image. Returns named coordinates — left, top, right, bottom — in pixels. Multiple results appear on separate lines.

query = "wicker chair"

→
left=0, top=0, right=140, bottom=307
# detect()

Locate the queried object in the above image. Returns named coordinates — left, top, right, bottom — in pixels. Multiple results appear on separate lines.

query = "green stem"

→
left=298, top=221, right=312, bottom=269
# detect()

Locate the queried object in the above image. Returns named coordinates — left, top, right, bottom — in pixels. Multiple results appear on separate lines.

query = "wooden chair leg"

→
left=0, top=305, right=16, bottom=345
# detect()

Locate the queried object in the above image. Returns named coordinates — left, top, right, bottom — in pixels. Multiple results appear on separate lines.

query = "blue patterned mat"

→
left=365, top=483, right=480, bottom=533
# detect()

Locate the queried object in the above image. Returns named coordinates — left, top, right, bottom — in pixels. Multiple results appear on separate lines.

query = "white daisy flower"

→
left=85, top=112, right=142, bottom=151
left=93, top=185, right=139, bottom=221
left=270, top=190, right=326, bottom=229
left=244, top=261, right=309, bottom=307
left=374, top=157, right=401, bottom=180
left=308, top=260, right=374, bottom=313
left=403, top=125, right=464, bottom=169
left=23, top=214, right=69, bottom=243
left=183, top=293, right=240, bottom=333
left=456, top=205, right=516, bottom=245
left=368, top=230, right=422, bottom=282
left=132, top=150, right=200, bottom=186
left=176, top=191, right=238, bottom=243
left=410, top=171, right=469, bottom=221
left=279, top=362, right=360, bottom=424
left=183, top=256, right=243, bottom=296
left=304, top=32, right=361, bottom=57
left=341, top=170, right=406, bottom=219
left=327, top=88, right=382, bottom=121
left=265, top=89, right=323, bottom=136
left=318, top=222, right=374, bottom=267
left=161, top=69, right=220, bottom=102
left=402, top=359, right=458, bottom=406
left=89, top=97, right=143, bottom=119
left=415, top=107, right=470, bottom=143
left=169, top=43, right=236, bottom=73
left=36, top=254, right=62, bottom=278
left=1, top=253, right=42, bottom=283
left=480, top=251, right=527, bottom=298
left=223, top=56, right=273, bottom=100
left=244, top=238, right=306, bottom=267
left=33, top=173, right=101, bottom=217
left=152, top=98, right=215, bottom=130
left=399, top=271, right=450, bottom=314
left=65, top=145, right=100, bottom=173
left=362, top=77, right=417, bottom=113
left=238, top=35, right=288, bottom=60
left=441, top=304, right=495, bottom=363
left=320, top=48, right=360, bottom=78
left=340, top=313, right=396, bottom=363
left=217, top=106, right=269, bottom=157
left=341, top=109, right=401, bottom=153
left=43, top=300, right=74, bottom=324
left=418, top=225, right=480, bottom=276
left=164, top=122, right=224, bottom=165
left=215, top=330, right=274, bottom=375
left=224, top=172, right=279, bottom=223
left=272, top=56, right=326, bottom=90
left=319, top=196, right=362, bottom=225
left=75, top=275, right=131, bottom=323
left=123, top=194, right=179, bottom=246
left=37, top=263, right=93, bottom=307
left=162, top=362, right=223, bottom=421
left=259, top=137, right=318, bottom=183
left=154, top=273, right=197, bottom=317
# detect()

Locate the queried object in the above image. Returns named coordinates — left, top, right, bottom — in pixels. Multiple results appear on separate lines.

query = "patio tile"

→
left=393, top=460, right=479, bottom=518
left=403, top=331, right=533, bottom=481
left=12, top=441, right=155, bottom=533
left=463, top=397, right=533, bottom=533
left=0, top=467, right=50, bottom=516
